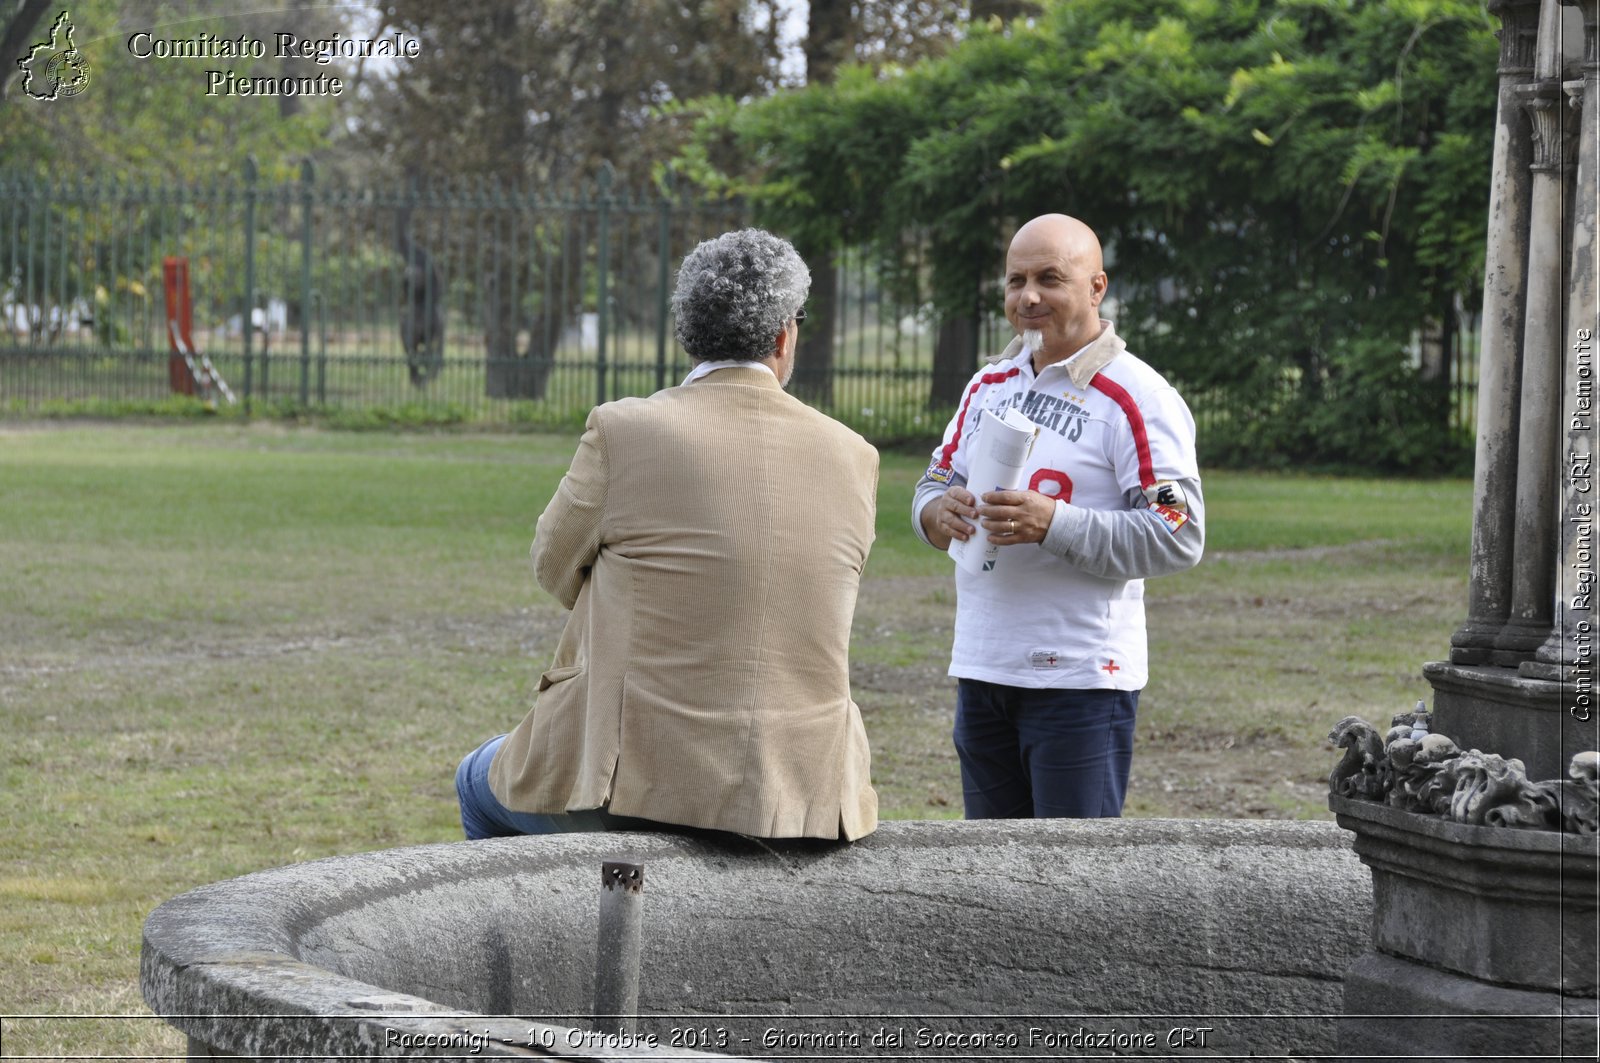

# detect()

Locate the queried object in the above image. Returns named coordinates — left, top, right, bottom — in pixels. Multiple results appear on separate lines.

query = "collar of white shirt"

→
left=1001, top=320, right=1122, bottom=389
left=680, top=359, right=778, bottom=386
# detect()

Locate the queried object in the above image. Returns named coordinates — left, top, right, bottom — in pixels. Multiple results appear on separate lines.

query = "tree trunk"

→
left=396, top=211, right=445, bottom=390
left=483, top=259, right=565, bottom=401
left=1417, top=303, right=1455, bottom=433
left=791, top=250, right=837, bottom=404
left=0, top=0, right=53, bottom=102
left=930, top=312, right=978, bottom=410
left=805, top=0, right=853, bottom=80
left=970, top=0, right=1040, bottom=24
left=479, top=2, right=550, bottom=400
left=788, top=0, right=853, bottom=405
left=278, top=0, right=309, bottom=119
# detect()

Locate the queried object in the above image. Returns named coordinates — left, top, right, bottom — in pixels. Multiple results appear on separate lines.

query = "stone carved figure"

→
left=1328, top=715, right=1391, bottom=801
left=1386, top=732, right=1461, bottom=816
left=1560, top=752, right=1600, bottom=836
left=1449, top=749, right=1555, bottom=828
left=1328, top=712, right=1600, bottom=835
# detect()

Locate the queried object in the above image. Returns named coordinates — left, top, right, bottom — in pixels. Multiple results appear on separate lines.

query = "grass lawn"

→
left=0, top=422, right=1471, bottom=1057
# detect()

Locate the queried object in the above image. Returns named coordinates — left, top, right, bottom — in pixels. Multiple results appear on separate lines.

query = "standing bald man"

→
left=913, top=214, right=1204, bottom=819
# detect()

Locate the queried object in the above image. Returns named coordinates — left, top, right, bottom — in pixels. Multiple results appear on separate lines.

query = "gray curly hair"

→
left=672, top=229, right=810, bottom=363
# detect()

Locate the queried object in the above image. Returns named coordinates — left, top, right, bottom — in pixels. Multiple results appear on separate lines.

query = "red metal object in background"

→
left=163, top=257, right=196, bottom=395
left=161, top=256, right=235, bottom=405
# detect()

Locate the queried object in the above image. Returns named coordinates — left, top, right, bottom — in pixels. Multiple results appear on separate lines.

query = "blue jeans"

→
left=953, top=679, right=1139, bottom=819
left=455, top=735, right=657, bottom=839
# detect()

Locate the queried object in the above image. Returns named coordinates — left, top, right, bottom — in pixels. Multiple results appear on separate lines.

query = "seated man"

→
left=456, top=229, right=880, bottom=841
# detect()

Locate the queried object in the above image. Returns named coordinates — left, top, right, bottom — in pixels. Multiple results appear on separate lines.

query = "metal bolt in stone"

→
left=593, top=860, right=643, bottom=1036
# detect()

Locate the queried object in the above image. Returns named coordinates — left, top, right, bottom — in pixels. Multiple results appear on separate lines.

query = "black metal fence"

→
left=1, top=165, right=1477, bottom=458
left=0, top=164, right=976, bottom=440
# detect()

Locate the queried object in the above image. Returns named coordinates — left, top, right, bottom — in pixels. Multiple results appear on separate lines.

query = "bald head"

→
left=1009, top=214, right=1104, bottom=274
left=1004, top=214, right=1109, bottom=368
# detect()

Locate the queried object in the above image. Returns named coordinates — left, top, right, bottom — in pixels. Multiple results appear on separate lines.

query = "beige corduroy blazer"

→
left=488, top=366, right=880, bottom=839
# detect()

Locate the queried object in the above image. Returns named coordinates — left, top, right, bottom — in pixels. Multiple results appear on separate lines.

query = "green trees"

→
left=349, top=0, right=786, bottom=399
left=678, top=0, right=1497, bottom=469
left=0, top=0, right=341, bottom=178
left=0, top=1, right=350, bottom=358
left=360, top=0, right=783, bottom=188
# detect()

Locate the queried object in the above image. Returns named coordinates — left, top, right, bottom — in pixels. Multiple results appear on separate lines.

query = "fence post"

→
left=316, top=291, right=327, bottom=406
left=4, top=175, right=16, bottom=346
left=241, top=156, right=258, bottom=410
left=596, top=163, right=613, bottom=409
left=299, top=160, right=314, bottom=408
left=23, top=174, right=38, bottom=347
left=654, top=173, right=673, bottom=393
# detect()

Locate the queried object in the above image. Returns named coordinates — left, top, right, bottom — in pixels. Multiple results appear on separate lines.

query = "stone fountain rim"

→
left=145, top=816, right=1358, bottom=963
left=140, top=818, right=1360, bottom=1061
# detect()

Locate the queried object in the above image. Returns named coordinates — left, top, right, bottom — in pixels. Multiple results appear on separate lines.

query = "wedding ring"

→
left=1010, top=519, right=1018, bottom=534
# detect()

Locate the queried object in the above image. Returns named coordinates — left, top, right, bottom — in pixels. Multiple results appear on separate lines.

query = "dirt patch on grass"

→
left=847, top=574, right=1337, bottom=822
left=0, top=608, right=566, bottom=675
left=6, top=572, right=1337, bottom=823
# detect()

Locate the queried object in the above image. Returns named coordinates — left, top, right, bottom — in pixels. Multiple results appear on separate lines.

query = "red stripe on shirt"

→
left=938, top=367, right=1022, bottom=469
left=1089, top=374, right=1155, bottom=489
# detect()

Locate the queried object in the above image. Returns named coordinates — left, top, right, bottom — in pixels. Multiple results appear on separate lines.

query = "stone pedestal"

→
left=1332, top=795, right=1598, bottom=1061
left=1342, top=953, right=1598, bottom=1062
left=1426, top=660, right=1592, bottom=781
left=1331, top=796, right=1596, bottom=992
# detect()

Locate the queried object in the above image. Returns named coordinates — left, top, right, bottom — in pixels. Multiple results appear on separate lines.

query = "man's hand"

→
left=977, top=489, right=1055, bottom=545
left=919, top=486, right=980, bottom=551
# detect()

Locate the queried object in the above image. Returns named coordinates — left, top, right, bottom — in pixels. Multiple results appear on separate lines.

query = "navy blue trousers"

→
left=953, top=678, right=1139, bottom=819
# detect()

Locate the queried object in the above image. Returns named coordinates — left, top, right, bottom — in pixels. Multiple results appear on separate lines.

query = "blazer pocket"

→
left=529, top=663, right=591, bottom=805
left=538, top=664, right=585, bottom=692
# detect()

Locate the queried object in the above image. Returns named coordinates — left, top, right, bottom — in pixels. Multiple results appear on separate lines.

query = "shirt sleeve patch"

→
left=1150, top=503, right=1190, bottom=535
left=925, top=461, right=954, bottom=485
left=1141, top=479, right=1188, bottom=512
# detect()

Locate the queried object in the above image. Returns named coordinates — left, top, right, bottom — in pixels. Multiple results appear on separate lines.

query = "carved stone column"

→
left=1524, top=1, right=1599, bottom=704
left=1493, top=0, right=1582, bottom=664
left=1451, top=0, right=1542, bottom=664
left=1431, top=0, right=1590, bottom=780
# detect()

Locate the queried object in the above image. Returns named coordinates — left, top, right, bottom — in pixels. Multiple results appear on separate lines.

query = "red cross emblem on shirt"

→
left=1102, top=660, right=1120, bottom=675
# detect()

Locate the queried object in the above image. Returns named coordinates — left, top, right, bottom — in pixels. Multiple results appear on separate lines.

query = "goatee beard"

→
left=1023, top=329, right=1043, bottom=354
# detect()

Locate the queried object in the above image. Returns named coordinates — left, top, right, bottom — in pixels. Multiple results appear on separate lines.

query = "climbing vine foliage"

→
left=677, top=0, right=1499, bottom=470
